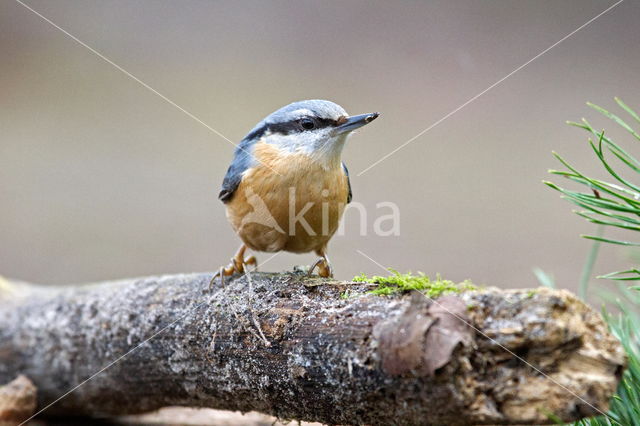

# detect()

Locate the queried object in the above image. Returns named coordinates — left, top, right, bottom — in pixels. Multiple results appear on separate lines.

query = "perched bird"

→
left=213, top=100, right=379, bottom=285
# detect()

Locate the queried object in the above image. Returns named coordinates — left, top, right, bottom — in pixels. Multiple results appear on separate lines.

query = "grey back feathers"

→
left=219, top=136, right=257, bottom=202
left=219, top=100, right=352, bottom=203
left=342, top=162, right=352, bottom=204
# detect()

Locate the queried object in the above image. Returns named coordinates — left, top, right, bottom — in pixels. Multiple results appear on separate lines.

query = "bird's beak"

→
left=335, top=112, right=380, bottom=135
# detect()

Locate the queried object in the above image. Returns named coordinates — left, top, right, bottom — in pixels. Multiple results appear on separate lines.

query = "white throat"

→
left=265, top=131, right=349, bottom=170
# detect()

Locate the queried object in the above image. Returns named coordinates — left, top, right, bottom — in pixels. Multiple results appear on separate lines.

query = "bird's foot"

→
left=210, top=264, right=234, bottom=289
left=308, top=257, right=333, bottom=278
left=210, top=245, right=257, bottom=289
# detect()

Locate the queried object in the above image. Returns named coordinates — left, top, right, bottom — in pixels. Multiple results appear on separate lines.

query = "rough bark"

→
left=0, top=375, right=37, bottom=425
left=0, top=272, right=626, bottom=425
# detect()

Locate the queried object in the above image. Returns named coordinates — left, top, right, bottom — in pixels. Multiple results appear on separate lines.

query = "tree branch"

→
left=0, top=272, right=625, bottom=425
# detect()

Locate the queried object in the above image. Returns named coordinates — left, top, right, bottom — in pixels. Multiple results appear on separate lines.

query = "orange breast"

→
left=225, top=141, right=349, bottom=253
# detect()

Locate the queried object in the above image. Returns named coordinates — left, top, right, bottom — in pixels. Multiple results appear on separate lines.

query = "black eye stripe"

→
left=244, top=117, right=339, bottom=139
left=314, top=117, right=340, bottom=129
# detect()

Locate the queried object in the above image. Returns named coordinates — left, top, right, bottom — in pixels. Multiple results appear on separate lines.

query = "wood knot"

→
left=374, top=293, right=473, bottom=376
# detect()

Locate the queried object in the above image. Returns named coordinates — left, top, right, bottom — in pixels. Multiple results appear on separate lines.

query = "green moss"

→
left=353, top=269, right=476, bottom=298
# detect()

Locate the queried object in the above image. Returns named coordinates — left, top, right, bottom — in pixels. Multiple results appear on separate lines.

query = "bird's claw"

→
left=209, top=247, right=258, bottom=290
left=209, top=265, right=234, bottom=290
left=308, top=257, right=333, bottom=278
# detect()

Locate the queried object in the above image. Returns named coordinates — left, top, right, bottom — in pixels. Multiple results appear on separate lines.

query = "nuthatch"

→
left=212, top=100, right=379, bottom=285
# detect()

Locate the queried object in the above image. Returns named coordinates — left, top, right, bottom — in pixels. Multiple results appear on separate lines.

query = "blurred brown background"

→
left=1, top=0, right=639, bottom=295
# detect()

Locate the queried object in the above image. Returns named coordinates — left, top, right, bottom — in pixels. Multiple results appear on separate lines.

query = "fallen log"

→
left=0, top=272, right=625, bottom=425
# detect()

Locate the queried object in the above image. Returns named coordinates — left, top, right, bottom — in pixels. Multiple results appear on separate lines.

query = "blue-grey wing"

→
left=342, top=162, right=352, bottom=204
left=219, top=139, right=257, bottom=203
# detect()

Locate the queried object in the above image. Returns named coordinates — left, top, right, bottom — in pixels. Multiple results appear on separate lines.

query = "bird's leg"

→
left=231, top=244, right=247, bottom=274
left=308, top=248, right=333, bottom=278
left=237, top=245, right=258, bottom=272
left=210, top=244, right=257, bottom=289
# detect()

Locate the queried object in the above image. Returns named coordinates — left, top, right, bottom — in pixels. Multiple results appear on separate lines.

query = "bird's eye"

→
left=300, top=118, right=315, bottom=130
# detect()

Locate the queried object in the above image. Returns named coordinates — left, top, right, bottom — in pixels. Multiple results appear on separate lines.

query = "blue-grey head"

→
left=243, top=99, right=379, bottom=168
left=219, top=100, right=378, bottom=202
